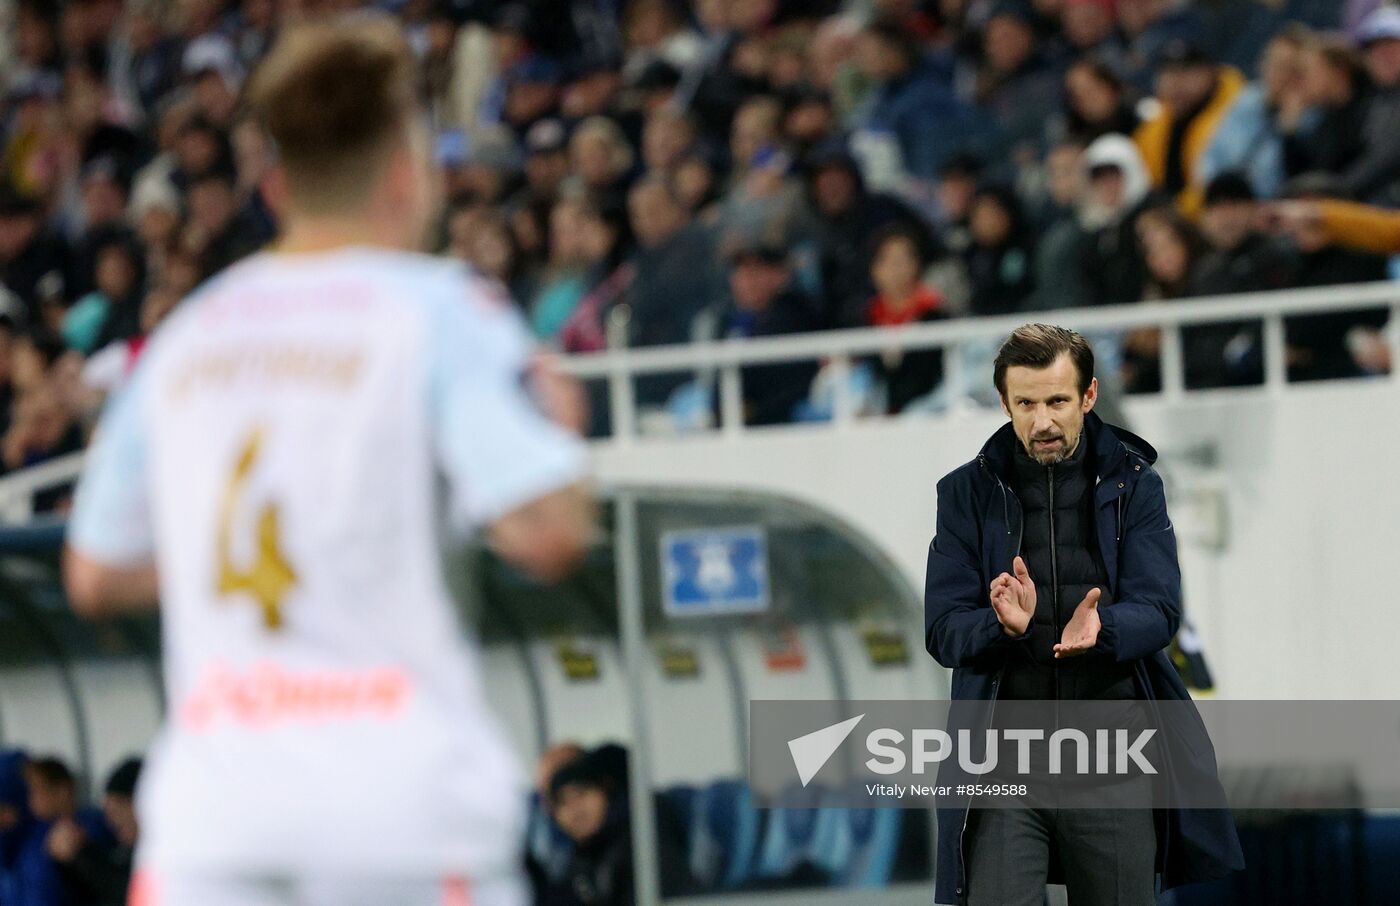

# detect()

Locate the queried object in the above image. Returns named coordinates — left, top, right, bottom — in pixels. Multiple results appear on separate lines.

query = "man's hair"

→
left=26, top=756, right=75, bottom=792
left=993, top=324, right=1095, bottom=399
left=246, top=14, right=417, bottom=215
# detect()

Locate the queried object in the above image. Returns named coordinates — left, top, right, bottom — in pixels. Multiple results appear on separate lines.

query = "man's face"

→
left=1201, top=200, right=1254, bottom=252
left=984, top=16, right=1033, bottom=74
left=628, top=184, right=684, bottom=249
left=28, top=778, right=72, bottom=822
left=1155, top=64, right=1215, bottom=114
left=187, top=180, right=236, bottom=235
left=813, top=166, right=856, bottom=217
left=1001, top=353, right=1097, bottom=465
left=552, top=783, right=609, bottom=844
left=82, top=177, right=126, bottom=228
left=729, top=257, right=788, bottom=311
left=1064, top=3, right=1112, bottom=49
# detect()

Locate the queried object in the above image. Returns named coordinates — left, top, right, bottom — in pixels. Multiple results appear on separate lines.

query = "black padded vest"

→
left=1000, top=438, right=1138, bottom=701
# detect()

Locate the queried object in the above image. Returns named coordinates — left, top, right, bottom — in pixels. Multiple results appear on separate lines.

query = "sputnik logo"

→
left=787, top=714, right=864, bottom=787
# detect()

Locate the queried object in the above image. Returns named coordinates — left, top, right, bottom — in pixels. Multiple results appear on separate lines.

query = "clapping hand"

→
left=1053, top=588, right=1102, bottom=658
left=990, top=556, right=1036, bottom=637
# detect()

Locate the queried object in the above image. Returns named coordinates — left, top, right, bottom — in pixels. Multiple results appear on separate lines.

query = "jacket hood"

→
left=1078, top=133, right=1151, bottom=229
left=980, top=410, right=1158, bottom=479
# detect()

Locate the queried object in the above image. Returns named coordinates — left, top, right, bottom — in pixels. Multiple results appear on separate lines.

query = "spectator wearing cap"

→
left=184, top=46, right=244, bottom=132
left=1077, top=132, right=1154, bottom=307
left=1199, top=26, right=1312, bottom=201
left=1185, top=172, right=1295, bottom=388
left=852, top=17, right=986, bottom=182
left=803, top=139, right=934, bottom=329
left=518, top=118, right=573, bottom=208
left=1282, top=36, right=1374, bottom=185
left=47, top=757, right=142, bottom=906
left=1133, top=39, right=1246, bottom=214
left=864, top=224, right=950, bottom=413
left=1272, top=173, right=1389, bottom=383
left=963, top=184, right=1037, bottom=316
left=975, top=2, right=1064, bottom=170
left=717, top=237, right=822, bottom=426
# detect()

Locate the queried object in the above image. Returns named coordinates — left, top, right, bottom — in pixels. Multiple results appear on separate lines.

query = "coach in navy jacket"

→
left=925, top=326, right=1243, bottom=905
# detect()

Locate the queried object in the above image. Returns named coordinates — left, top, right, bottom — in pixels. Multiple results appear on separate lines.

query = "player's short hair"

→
left=247, top=14, right=418, bottom=215
left=994, top=324, right=1095, bottom=400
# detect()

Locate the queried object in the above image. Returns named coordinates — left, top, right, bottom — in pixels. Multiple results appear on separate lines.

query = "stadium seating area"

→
left=2, top=0, right=1400, bottom=486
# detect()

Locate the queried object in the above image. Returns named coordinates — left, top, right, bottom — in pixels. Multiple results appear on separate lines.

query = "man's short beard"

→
left=1025, top=434, right=1078, bottom=465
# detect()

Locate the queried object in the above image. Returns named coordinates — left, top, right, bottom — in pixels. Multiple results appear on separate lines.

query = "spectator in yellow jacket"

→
left=1134, top=40, right=1246, bottom=216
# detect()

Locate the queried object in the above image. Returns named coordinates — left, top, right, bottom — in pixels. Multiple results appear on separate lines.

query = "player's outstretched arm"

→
left=63, top=547, right=158, bottom=618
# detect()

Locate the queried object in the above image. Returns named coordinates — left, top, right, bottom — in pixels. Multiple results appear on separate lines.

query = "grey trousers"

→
left=963, top=806, right=1158, bottom=906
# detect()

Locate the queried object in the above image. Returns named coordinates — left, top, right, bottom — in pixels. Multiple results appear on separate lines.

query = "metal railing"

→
left=557, top=280, right=1400, bottom=443
left=0, top=281, right=1397, bottom=522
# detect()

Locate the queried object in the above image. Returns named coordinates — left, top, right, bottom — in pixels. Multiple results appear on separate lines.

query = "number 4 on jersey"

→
left=215, top=428, right=297, bottom=630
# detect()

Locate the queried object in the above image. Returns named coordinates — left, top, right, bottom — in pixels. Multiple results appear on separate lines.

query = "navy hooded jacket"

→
left=924, top=412, right=1243, bottom=905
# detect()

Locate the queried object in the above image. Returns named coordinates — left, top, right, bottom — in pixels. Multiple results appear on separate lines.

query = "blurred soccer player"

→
left=62, top=15, right=591, bottom=906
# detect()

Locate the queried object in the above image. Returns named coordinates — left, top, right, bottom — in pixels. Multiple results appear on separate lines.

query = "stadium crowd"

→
left=1, top=0, right=1399, bottom=461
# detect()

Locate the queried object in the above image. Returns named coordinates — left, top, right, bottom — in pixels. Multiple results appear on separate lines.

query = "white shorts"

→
left=129, top=870, right=528, bottom=906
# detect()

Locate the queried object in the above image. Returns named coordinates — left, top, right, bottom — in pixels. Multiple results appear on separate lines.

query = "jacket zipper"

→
left=961, top=458, right=1023, bottom=901
left=1047, top=466, right=1060, bottom=701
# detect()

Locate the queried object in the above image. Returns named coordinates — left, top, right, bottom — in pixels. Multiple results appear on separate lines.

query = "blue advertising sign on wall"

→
left=660, top=526, right=770, bottom=617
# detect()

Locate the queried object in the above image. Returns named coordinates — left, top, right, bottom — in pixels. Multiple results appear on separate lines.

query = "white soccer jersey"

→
left=68, top=247, right=587, bottom=877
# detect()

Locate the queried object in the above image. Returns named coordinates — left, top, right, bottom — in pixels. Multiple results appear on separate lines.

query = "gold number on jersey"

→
left=215, top=428, right=297, bottom=630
